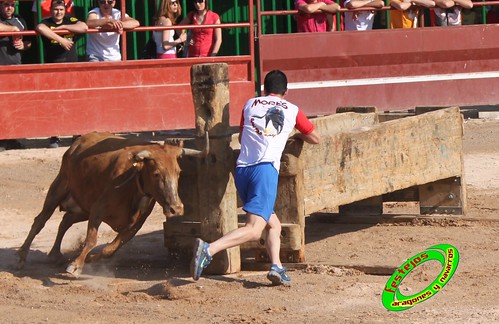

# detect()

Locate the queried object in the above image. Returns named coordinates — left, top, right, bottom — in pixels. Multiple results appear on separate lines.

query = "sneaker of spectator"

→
left=48, top=136, right=61, bottom=148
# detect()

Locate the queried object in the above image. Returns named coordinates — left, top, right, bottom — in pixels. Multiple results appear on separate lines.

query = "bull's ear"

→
left=131, top=150, right=152, bottom=167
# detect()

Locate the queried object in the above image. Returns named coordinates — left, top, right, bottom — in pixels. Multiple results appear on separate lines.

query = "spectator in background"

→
left=36, top=0, right=87, bottom=63
left=389, top=0, right=435, bottom=28
left=0, top=0, right=31, bottom=151
left=32, top=0, right=73, bottom=22
left=179, top=0, right=221, bottom=57
left=86, top=0, right=139, bottom=62
left=295, top=0, right=340, bottom=33
left=153, top=0, right=186, bottom=58
left=36, top=0, right=87, bottom=148
left=433, top=0, right=473, bottom=26
left=343, top=0, right=385, bottom=31
left=0, top=0, right=31, bottom=65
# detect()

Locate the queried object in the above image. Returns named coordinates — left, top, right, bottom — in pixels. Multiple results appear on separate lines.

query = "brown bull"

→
left=17, top=132, right=208, bottom=276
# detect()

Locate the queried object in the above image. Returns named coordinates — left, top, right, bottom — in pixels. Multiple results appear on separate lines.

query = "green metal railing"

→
left=13, top=0, right=499, bottom=63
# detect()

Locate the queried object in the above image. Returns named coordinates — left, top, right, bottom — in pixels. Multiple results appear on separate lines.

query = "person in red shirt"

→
left=179, top=0, right=222, bottom=57
left=295, top=0, right=340, bottom=32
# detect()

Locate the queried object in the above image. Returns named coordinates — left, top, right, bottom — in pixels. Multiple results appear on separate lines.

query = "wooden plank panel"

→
left=301, top=107, right=464, bottom=214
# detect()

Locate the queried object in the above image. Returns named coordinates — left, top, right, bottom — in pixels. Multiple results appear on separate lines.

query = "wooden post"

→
left=190, top=63, right=240, bottom=275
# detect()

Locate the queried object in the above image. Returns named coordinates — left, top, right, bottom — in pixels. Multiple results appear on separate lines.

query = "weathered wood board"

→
left=297, top=107, right=464, bottom=215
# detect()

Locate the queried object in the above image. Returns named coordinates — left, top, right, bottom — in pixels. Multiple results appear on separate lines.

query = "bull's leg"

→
left=87, top=199, right=155, bottom=262
left=48, top=210, right=89, bottom=263
left=17, top=173, right=69, bottom=269
left=65, top=208, right=105, bottom=277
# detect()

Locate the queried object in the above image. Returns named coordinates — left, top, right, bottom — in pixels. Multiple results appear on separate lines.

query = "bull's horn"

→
left=182, top=131, right=209, bottom=158
left=134, top=150, right=152, bottom=161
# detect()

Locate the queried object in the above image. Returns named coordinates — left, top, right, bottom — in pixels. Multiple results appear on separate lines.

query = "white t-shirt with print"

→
left=343, top=0, right=376, bottom=31
left=86, top=8, right=128, bottom=61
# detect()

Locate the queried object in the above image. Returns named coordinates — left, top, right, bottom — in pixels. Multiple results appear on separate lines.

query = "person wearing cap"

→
left=86, top=0, right=139, bottom=62
left=36, top=0, right=87, bottom=63
left=0, top=0, right=32, bottom=151
left=35, top=0, right=87, bottom=148
left=0, top=0, right=31, bottom=65
left=32, top=0, right=73, bottom=23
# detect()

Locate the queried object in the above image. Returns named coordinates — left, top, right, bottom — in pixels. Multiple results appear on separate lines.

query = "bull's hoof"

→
left=16, top=249, right=27, bottom=270
left=17, top=259, right=25, bottom=270
left=65, top=263, right=81, bottom=277
left=48, top=250, right=66, bottom=264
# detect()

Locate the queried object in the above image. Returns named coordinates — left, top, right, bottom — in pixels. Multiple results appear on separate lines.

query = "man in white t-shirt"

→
left=343, top=0, right=384, bottom=31
left=190, top=70, right=321, bottom=286
left=86, top=0, right=139, bottom=61
left=433, top=0, right=473, bottom=26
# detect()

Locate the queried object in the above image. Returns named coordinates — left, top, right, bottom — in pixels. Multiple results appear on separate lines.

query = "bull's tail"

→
left=17, top=172, right=70, bottom=268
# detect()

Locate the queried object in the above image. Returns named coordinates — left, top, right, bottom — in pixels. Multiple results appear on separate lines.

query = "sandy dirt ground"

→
left=0, top=118, right=498, bottom=324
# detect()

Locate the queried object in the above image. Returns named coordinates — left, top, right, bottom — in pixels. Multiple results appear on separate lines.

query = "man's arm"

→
left=56, top=21, right=88, bottom=34
left=411, top=0, right=435, bottom=7
left=298, top=1, right=328, bottom=14
left=211, top=18, right=222, bottom=56
left=390, top=0, right=412, bottom=10
left=122, top=16, right=140, bottom=30
left=345, top=0, right=385, bottom=8
left=0, top=23, right=19, bottom=32
left=299, top=2, right=340, bottom=14
left=293, top=129, right=320, bottom=144
left=453, top=0, right=473, bottom=8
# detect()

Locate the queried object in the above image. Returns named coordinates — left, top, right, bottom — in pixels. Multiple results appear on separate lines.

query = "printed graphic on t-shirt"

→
left=250, top=106, right=285, bottom=137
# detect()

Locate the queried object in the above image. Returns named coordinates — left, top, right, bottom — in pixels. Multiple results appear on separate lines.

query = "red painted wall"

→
left=259, top=24, right=499, bottom=115
left=0, top=57, right=253, bottom=140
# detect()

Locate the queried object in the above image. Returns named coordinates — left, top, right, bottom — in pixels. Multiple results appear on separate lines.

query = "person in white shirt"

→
left=190, top=70, right=321, bottom=286
left=343, top=0, right=385, bottom=31
left=86, top=0, right=139, bottom=62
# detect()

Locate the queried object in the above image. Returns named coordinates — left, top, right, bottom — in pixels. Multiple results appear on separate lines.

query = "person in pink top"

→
left=179, top=0, right=222, bottom=57
left=295, top=0, right=340, bottom=32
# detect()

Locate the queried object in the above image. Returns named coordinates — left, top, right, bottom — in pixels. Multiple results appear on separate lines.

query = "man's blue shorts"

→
left=235, top=162, right=278, bottom=222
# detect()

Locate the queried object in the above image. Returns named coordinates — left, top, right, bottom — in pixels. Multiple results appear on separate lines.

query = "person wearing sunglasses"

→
left=86, top=0, right=140, bottom=61
left=36, top=0, right=87, bottom=63
left=178, top=0, right=222, bottom=57
left=0, top=0, right=32, bottom=65
left=153, top=0, right=186, bottom=59
left=0, top=0, right=32, bottom=150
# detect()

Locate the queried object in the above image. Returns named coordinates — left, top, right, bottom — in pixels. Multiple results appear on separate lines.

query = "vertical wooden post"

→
left=190, top=63, right=240, bottom=274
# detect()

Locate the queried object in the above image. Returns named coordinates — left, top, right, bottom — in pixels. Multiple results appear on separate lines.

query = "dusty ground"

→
left=0, top=118, right=498, bottom=323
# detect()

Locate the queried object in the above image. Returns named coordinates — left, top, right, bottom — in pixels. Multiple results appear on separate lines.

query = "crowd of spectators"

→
left=296, top=0, right=484, bottom=30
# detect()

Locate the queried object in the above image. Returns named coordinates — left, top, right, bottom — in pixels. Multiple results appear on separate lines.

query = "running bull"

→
left=17, top=132, right=208, bottom=276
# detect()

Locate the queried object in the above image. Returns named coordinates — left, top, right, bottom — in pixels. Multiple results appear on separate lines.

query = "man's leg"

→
left=191, top=213, right=267, bottom=280
left=265, top=214, right=291, bottom=286
left=208, top=213, right=267, bottom=256
left=265, top=213, right=282, bottom=267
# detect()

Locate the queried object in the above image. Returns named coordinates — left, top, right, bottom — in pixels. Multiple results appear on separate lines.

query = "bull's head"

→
left=131, top=132, right=209, bottom=217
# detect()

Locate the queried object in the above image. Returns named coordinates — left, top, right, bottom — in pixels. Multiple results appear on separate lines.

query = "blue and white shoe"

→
left=191, top=238, right=212, bottom=281
left=267, top=264, right=291, bottom=286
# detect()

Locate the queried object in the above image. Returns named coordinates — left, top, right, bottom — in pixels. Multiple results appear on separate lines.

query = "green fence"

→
left=14, top=0, right=495, bottom=63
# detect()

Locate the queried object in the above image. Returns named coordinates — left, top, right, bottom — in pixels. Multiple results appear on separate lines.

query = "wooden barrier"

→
left=165, top=104, right=465, bottom=268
